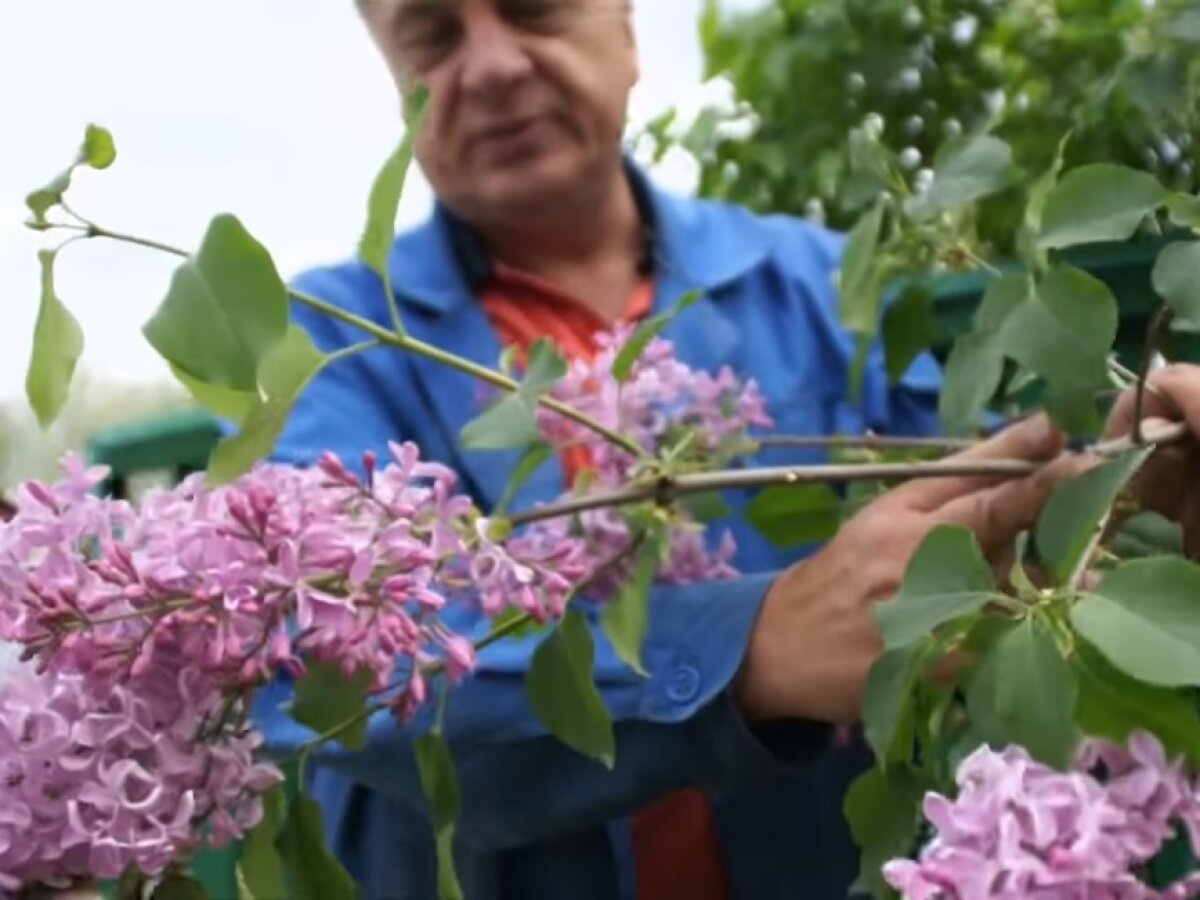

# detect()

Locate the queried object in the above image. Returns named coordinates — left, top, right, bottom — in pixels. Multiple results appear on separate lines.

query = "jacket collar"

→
left=385, top=157, right=769, bottom=316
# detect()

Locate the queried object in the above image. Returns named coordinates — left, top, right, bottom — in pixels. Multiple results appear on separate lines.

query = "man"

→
left=252, top=0, right=1200, bottom=897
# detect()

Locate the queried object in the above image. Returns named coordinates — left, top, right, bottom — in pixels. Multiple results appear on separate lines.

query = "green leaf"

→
left=1018, top=131, right=1072, bottom=263
left=290, top=662, right=373, bottom=751
left=837, top=202, right=885, bottom=334
left=459, top=393, right=540, bottom=450
left=1038, top=164, right=1168, bottom=249
left=903, top=135, right=1014, bottom=222
left=114, top=867, right=146, bottom=900
left=1108, top=511, right=1185, bottom=559
left=938, top=274, right=1029, bottom=434
left=238, top=784, right=286, bottom=900
left=276, top=792, right=360, bottom=900
left=526, top=609, right=614, bottom=768
left=1042, top=383, right=1104, bottom=437
left=415, top=731, right=464, bottom=900
left=170, top=362, right=257, bottom=425
left=25, top=168, right=73, bottom=224
left=150, top=873, right=208, bottom=900
left=143, top=213, right=289, bottom=391
left=461, top=340, right=566, bottom=450
left=494, top=441, right=554, bottom=515
left=415, top=731, right=460, bottom=829
left=1072, top=558, right=1200, bottom=688
left=938, top=330, right=1005, bottom=435
left=25, top=249, right=84, bottom=429
left=873, top=525, right=995, bottom=649
left=678, top=490, right=732, bottom=523
left=843, top=766, right=923, bottom=898
left=1073, top=638, right=1200, bottom=766
left=81, top=124, right=117, bottom=169
left=206, top=326, right=332, bottom=484
left=490, top=606, right=546, bottom=642
left=1169, top=194, right=1200, bottom=230
left=965, top=617, right=1079, bottom=768
left=1035, top=449, right=1152, bottom=584
left=997, top=264, right=1118, bottom=393
left=974, top=273, right=1030, bottom=332
left=1153, top=241, right=1200, bottom=325
left=745, top=484, right=841, bottom=547
left=601, top=537, right=661, bottom=676
left=358, top=89, right=428, bottom=331
left=882, top=286, right=935, bottom=383
left=612, top=290, right=701, bottom=382
left=862, top=643, right=921, bottom=761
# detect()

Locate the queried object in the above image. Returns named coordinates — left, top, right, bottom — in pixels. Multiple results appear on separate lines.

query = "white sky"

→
left=0, top=0, right=758, bottom=409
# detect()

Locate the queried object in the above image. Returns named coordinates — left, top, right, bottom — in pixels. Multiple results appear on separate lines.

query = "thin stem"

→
left=955, top=244, right=1003, bottom=277
left=1133, top=306, right=1175, bottom=445
left=63, top=221, right=651, bottom=461
left=288, top=288, right=650, bottom=461
left=70, top=222, right=190, bottom=259
left=1068, top=509, right=1111, bottom=593
left=475, top=612, right=536, bottom=654
left=509, top=420, right=1190, bottom=528
left=754, top=434, right=974, bottom=453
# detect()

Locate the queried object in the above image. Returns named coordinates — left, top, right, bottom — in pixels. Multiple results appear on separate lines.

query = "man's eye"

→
left=396, top=18, right=460, bottom=67
left=502, top=0, right=575, bottom=32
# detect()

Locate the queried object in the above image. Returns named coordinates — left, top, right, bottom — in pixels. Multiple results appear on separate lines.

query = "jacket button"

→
left=666, top=665, right=701, bottom=703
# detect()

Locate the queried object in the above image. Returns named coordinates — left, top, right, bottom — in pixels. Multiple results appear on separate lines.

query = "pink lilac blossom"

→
left=0, top=442, right=586, bottom=720
left=0, top=326, right=776, bottom=892
left=883, top=731, right=1200, bottom=900
left=527, top=324, right=769, bottom=596
left=0, top=661, right=280, bottom=896
left=537, top=325, right=772, bottom=483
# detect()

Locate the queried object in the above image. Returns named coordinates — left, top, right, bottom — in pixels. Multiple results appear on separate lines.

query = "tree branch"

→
left=754, top=433, right=974, bottom=453
left=66, top=222, right=652, bottom=462
left=509, top=421, right=1189, bottom=528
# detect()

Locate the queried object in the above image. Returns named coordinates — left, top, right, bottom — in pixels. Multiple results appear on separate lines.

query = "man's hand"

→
left=734, top=413, right=1089, bottom=726
left=1104, top=364, right=1200, bottom=557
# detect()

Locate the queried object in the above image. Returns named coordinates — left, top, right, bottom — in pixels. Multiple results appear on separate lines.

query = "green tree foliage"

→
left=673, top=0, right=1200, bottom=257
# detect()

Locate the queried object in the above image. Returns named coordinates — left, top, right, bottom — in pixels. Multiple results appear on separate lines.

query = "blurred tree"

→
left=0, top=369, right=191, bottom=490
left=649, top=0, right=1200, bottom=257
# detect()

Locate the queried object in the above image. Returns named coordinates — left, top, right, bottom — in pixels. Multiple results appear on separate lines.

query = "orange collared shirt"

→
left=479, top=263, right=734, bottom=900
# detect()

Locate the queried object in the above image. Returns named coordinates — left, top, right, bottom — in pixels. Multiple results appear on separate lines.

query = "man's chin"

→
left=475, top=165, right=590, bottom=221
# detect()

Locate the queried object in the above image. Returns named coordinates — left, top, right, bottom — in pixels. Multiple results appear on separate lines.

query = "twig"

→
left=1133, top=306, right=1175, bottom=445
left=509, top=421, right=1190, bottom=528
left=61, top=222, right=652, bottom=462
left=755, top=434, right=974, bottom=453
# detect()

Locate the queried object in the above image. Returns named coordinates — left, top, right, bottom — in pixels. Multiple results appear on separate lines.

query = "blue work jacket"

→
left=249, top=162, right=943, bottom=899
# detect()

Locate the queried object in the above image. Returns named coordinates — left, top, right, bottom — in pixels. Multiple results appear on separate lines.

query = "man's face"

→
left=361, top=0, right=639, bottom=224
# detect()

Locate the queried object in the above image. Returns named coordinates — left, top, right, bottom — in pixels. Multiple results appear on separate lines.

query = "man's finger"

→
left=1106, top=364, right=1200, bottom=441
left=896, top=413, right=1067, bottom=512
left=936, top=452, right=1093, bottom=557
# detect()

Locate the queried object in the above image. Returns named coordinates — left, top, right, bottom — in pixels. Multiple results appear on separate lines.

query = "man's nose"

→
left=458, top=12, right=535, bottom=96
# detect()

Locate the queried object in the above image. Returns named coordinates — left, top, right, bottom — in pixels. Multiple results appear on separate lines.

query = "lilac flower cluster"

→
left=0, top=326, right=778, bottom=892
left=0, top=444, right=586, bottom=715
left=0, top=662, right=279, bottom=894
left=530, top=325, right=770, bottom=594
left=0, top=444, right=588, bottom=888
left=884, top=731, right=1200, bottom=899
left=539, top=325, right=772, bottom=482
